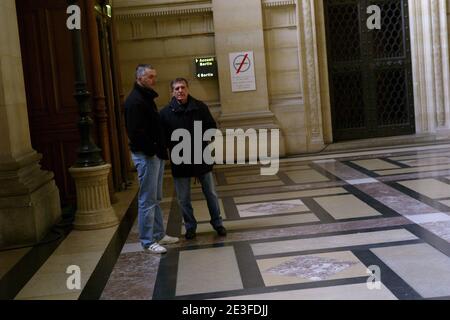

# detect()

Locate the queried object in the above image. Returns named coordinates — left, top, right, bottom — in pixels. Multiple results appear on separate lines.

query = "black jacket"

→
left=160, top=95, right=217, bottom=177
left=124, top=83, right=168, bottom=159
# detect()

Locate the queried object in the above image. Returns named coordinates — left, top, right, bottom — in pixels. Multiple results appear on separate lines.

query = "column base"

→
left=218, top=110, right=286, bottom=160
left=69, top=164, right=119, bottom=231
left=0, top=152, right=61, bottom=249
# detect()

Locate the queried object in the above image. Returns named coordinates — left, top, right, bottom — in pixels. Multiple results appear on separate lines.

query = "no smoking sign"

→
left=229, top=51, right=256, bottom=92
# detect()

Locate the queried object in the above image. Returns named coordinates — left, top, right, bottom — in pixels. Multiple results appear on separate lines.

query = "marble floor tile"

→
left=399, top=157, right=450, bottom=167
left=279, top=165, right=311, bottom=171
left=398, top=179, right=450, bottom=199
left=15, top=252, right=102, bottom=299
left=101, top=252, right=161, bottom=300
left=226, top=174, right=280, bottom=184
left=375, top=164, right=450, bottom=176
left=23, top=292, right=81, bottom=300
left=378, top=170, right=450, bottom=183
left=121, top=242, right=143, bottom=254
left=257, top=251, right=367, bottom=286
left=389, top=151, right=450, bottom=162
left=217, top=180, right=284, bottom=192
left=251, top=229, right=418, bottom=256
left=54, top=227, right=117, bottom=255
left=315, top=161, right=369, bottom=180
left=176, top=247, right=243, bottom=296
left=314, top=194, right=381, bottom=220
left=234, top=187, right=348, bottom=204
left=405, top=212, right=450, bottom=225
left=352, top=159, right=399, bottom=171
left=356, top=183, right=439, bottom=215
left=285, top=170, right=330, bottom=184
left=237, top=199, right=309, bottom=217
left=191, top=199, right=227, bottom=221
left=313, top=159, right=337, bottom=164
left=440, top=200, right=450, bottom=207
left=419, top=220, right=450, bottom=242
left=345, top=178, right=379, bottom=185
left=214, top=283, right=397, bottom=300
left=172, top=217, right=411, bottom=249
left=223, top=169, right=264, bottom=177
left=371, top=243, right=450, bottom=298
left=189, top=214, right=319, bottom=234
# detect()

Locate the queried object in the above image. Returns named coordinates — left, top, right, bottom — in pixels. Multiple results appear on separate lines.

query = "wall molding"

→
left=263, top=0, right=296, bottom=8
left=270, top=94, right=304, bottom=108
left=115, top=2, right=212, bottom=21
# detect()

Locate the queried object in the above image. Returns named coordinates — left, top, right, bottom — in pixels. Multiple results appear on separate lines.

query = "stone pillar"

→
left=409, top=0, right=450, bottom=132
left=69, top=164, right=118, bottom=230
left=296, top=0, right=326, bottom=151
left=212, top=0, right=286, bottom=158
left=0, top=0, right=61, bottom=248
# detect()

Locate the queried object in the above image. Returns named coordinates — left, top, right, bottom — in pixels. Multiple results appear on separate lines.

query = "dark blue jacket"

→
left=160, top=95, right=217, bottom=177
left=124, top=83, right=168, bottom=159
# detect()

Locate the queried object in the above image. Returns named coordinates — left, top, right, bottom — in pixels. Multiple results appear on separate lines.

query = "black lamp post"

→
left=68, top=0, right=104, bottom=167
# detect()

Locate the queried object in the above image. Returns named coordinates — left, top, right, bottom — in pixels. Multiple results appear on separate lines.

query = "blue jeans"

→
left=131, top=153, right=165, bottom=248
left=174, top=172, right=223, bottom=232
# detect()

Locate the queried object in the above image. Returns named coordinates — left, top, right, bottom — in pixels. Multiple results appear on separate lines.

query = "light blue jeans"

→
left=131, top=153, right=165, bottom=248
left=174, top=172, right=223, bottom=232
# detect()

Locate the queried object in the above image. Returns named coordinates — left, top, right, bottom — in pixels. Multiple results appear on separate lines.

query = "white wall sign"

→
left=229, top=51, right=256, bottom=92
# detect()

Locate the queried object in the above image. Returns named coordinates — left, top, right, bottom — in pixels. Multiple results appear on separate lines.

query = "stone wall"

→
left=114, top=0, right=220, bottom=118
left=113, top=0, right=450, bottom=154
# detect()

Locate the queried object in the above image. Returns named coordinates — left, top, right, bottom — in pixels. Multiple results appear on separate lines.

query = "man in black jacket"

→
left=160, top=78, right=226, bottom=240
left=124, top=64, right=179, bottom=253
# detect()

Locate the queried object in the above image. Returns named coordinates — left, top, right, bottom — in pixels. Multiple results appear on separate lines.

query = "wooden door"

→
left=16, top=0, right=92, bottom=205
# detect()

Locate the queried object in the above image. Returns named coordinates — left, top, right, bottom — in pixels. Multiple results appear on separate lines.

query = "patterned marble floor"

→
left=3, top=143, right=450, bottom=300
left=100, top=143, right=450, bottom=300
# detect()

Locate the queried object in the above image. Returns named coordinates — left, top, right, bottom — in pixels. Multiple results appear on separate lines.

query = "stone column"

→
left=409, top=0, right=450, bottom=132
left=212, top=0, right=286, bottom=158
left=296, top=0, right=326, bottom=151
left=0, top=0, right=61, bottom=248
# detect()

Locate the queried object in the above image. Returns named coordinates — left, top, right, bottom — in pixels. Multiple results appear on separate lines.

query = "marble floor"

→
left=2, top=142, right=450, bottom=300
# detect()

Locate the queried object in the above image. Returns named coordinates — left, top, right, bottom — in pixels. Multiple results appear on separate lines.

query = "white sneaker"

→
left=158, top=235, right=179, bottom=245
left=144, top=243, right=167, bottom=254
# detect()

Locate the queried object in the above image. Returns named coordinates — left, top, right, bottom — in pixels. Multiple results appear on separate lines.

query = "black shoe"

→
left=215, top=226, right=227, bottom=237
left=185, top=229, right=196, bottom=240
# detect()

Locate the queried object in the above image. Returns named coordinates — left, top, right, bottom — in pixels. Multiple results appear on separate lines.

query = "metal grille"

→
left=372, top=0, right=404, bottom=59
left=325, top=0, right=415, bottom=141
left=332, top=70, right=365, bottom=130
left=376, top=67, right=409, bottom=126
left=327, top=2, right=361, bottom=62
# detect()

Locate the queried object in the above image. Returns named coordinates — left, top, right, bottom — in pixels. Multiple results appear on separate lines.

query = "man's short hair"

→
left=170, top=78, right=189, bottom=90
left=136, top=64, right=154, bottom=79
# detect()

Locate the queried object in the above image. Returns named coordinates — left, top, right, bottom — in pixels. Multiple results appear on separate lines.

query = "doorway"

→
left=324, top=0, right=415, bottom=141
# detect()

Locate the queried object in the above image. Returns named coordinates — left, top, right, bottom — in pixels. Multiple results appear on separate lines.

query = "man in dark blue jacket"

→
left=124, top=64, right=179, bottom=253
left=160, top=78, right=227, bottom=240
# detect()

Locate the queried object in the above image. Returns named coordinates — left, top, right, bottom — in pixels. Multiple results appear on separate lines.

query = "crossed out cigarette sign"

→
left=229, top=51, right=256, bottom=92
